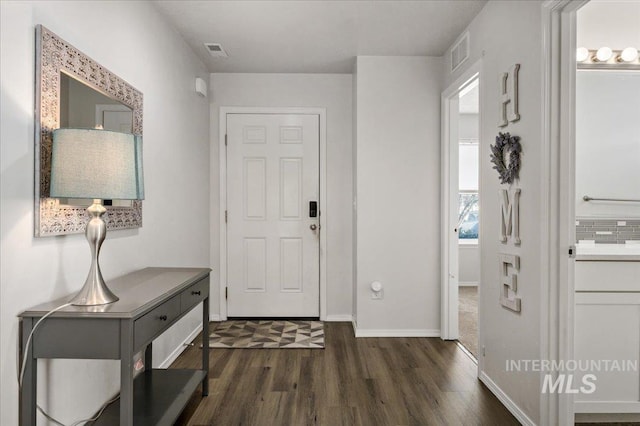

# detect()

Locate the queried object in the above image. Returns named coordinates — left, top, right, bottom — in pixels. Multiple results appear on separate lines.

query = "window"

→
left=458, top=192, right=479, bottom=240
left=458, top=84, right=479, bottom=243
left=458, top=139, right=479, bottom=243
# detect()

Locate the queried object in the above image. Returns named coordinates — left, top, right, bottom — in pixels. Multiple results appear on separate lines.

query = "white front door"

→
left=226, top=113, right=320, bottom=317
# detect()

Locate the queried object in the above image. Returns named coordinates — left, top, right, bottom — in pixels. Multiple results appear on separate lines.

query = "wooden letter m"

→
left=499, top=188, right=520, bottom=245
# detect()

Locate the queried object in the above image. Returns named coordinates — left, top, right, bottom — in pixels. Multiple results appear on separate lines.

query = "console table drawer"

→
left=181, top=276, right=209, bottom=313
left=134, top=296, right=180, bottom=349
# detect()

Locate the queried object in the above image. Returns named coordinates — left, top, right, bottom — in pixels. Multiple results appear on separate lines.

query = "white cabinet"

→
left=574, top=260, right=640, bottom=414
left=574, top=292, right=640, bottom=413
left=575, top=261, right=640, bottom=292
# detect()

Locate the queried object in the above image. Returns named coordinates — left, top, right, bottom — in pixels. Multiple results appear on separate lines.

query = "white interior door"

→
left=96, top=104, right=133, bottom=132
left=226, top=113, right=320, bottom=317
left=446, top=95, right=460, bottom=339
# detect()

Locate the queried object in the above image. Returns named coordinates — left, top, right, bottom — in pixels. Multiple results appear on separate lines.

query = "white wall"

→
left=354, top=56, right=442, bottom=334
left=459, top=143, right=479, bottom=191
left=0, top=2, right=210, bottom=424
left=209, top=73, right=353, bottom=319
left=459, top=113, right=479, bottom=140
left=444, top=0, right=545, bottom=423
left=577, top=0, right=640, bottom=49
left=459, top=245, right=480, bottom=285
left=459, top=102, right=479, bottom=192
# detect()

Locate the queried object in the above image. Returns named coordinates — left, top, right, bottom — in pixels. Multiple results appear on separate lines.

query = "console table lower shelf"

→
left=90, top=369, right=206, bottom=426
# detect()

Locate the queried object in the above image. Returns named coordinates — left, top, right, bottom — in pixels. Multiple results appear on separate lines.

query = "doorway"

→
left=440, top=62, right=481, bottom=358
left=456, top=78, right=480, bottom=358
left=218, top=107, right=328, bottom=320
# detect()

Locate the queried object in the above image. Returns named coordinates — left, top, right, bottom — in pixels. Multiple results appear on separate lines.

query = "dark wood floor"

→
left=172, top=322, right=518, bottom=425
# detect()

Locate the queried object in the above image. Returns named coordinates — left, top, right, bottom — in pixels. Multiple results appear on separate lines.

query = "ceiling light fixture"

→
left=576, top=47, right=589, bottom=62
left=619, top=47, right=639, bottom=62
left=576, top=46, right=640, bottom=69
left=595, top=46, right=613, bottom=62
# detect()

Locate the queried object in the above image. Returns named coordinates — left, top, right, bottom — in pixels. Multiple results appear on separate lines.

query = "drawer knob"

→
left=158, top=315, right=167, bottom=321
left=191, top=290, right=201, bottom=296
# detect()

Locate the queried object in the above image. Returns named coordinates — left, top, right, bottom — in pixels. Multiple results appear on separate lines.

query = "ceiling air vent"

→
left=204, top=43, right=228, bottom=58
left=451, top=32, right=469, bottom=72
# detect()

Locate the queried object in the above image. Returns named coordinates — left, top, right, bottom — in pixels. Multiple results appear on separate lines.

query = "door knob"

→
left=310, top=224, right=317, bottom=231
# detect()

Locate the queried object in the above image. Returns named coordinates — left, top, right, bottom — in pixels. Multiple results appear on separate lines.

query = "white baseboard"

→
left=158, top=324, right=203, bottom=369
left=459, top=281, right=479, bottom=287
left=576, top=413, right=640, bottom=423
left=325, top=314, right=353, bottom=322
left=210, top=314, right=221, bottom=322
left=479, top=371, right=535, bottom=426
left=354, top=328, right=441, bottom=338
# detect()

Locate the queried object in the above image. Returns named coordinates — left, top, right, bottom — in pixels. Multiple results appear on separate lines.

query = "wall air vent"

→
left=204, top=43, right=228, bottom=58
left=451, top=32, right=469, bottom=73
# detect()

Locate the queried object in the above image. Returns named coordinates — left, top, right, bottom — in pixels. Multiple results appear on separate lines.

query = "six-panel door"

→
left=226, top=114, right=320, bottom=317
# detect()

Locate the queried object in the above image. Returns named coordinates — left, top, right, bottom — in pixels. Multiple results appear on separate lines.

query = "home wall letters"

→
left=498, top=63, right=520, bottom=127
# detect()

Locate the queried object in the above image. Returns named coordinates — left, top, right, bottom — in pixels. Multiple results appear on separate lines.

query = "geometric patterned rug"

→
left=207, top=320, right=324, bottom=349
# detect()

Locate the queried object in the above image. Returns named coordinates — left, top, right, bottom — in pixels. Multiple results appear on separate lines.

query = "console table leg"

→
left=202, top=297, right=209, bottom=396
left=20, top=318, right=37, bottom=426
left=144, top=342, right=153, bottom=369
left=120, top=320, right=134, bottom=425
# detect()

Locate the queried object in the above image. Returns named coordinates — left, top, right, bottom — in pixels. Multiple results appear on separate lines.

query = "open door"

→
left=441, top=65, right=480, bottom=343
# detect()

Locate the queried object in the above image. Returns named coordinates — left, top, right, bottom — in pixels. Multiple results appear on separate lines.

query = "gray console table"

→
left=19, top=267, right=210, bottom=426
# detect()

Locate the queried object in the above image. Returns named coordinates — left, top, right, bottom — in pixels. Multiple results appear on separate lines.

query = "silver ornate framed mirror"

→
left=35, top=25, right=143, bottom=237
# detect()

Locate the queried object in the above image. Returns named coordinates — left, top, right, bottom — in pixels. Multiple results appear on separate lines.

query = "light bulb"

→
left=596, top=46, right=613, bottom=62
left=620, top=47, right=638, bottom=62
left=576, top=47, right=589, bottom=62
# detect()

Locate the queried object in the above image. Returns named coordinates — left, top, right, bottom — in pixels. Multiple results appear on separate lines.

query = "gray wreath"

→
left=490, top=132, right=521, bottom=185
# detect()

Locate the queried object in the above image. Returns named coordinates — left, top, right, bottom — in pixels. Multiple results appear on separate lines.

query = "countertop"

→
left=576, top=243, right=640, bottom=261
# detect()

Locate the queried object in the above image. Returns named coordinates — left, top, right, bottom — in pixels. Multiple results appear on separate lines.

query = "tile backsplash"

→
left=576, top=219, right=640, bottom=244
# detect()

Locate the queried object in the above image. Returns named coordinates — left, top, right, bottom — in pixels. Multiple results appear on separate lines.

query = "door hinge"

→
left=225, top=134, right=228, bottom=146
left=225, top=287, right=228, bottom=300
left=568, top=245, right=576, bottom=258
left=225, top=210, right=228, bottom=223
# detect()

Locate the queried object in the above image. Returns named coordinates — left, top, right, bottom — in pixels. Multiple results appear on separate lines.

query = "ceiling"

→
left=153, top=0, right=487, bottom=74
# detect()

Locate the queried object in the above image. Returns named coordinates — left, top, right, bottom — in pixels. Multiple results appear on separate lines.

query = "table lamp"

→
left=50, top=128, right=144, bottom=306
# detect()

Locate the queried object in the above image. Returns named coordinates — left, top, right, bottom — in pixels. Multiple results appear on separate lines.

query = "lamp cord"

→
left=18, top=303, right=72, bottom=387
left=18, top=302, right=120, bottom=425
left=38, top=394, right=120, bottom=426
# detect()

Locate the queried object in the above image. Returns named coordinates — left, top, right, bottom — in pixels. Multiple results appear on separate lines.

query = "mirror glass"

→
left=575, top=70, right=640, bottom=218
left=58, top=72, right=134, bottom=207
